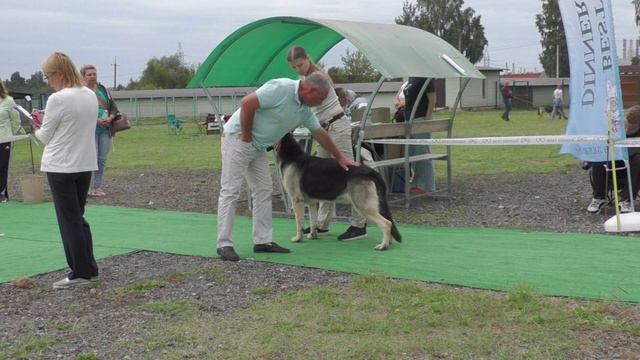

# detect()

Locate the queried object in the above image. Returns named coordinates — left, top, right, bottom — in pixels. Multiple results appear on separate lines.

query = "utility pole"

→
left=556, top=19, right=561, bottom=79
left=111, top=57, right=118, bottom=89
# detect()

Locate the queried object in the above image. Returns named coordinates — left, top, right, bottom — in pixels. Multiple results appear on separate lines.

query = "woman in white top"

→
left=32, top=52, right=99, bottom=289
left=0, top=78, right=22, bottom=202
left=287, top=45, right=367, bottom=241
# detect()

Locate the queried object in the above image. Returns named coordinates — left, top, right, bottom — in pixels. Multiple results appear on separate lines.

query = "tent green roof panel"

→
left=187, top=16, right=484, bottom=88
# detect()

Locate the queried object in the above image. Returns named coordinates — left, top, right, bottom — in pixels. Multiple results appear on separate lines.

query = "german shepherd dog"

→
left=275, top=132, right=402, bottom=250
left=537, top=105, right=553, bottom=118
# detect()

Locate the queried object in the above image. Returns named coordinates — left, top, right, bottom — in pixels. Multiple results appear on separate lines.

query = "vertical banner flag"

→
left=559, top=0, right=626, bottom=162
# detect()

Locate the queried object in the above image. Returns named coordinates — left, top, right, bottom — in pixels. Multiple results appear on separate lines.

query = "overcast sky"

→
left=1, top=0, right=637, bottom=86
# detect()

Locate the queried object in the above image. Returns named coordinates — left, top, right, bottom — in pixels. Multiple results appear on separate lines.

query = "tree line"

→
left=5, top=0, right=574, bottom=97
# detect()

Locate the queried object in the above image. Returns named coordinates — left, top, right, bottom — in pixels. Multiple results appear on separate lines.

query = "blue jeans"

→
left=93, top=131, right=111, bottom=188
left=391, top=132, right=436, bottom=193
left=410, top=132, right=436, bottom=191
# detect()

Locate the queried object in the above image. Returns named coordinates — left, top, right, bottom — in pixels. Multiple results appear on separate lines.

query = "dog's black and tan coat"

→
left=276, top=133, right=402, bottom=250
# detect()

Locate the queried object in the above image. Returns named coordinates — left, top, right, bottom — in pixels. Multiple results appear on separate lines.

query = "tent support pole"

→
left=200, top=80, right=222, bottom=116
left=355, top=76, right=386, bottom=164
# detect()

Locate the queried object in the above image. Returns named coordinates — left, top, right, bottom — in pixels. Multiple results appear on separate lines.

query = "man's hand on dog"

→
left=338, top=156, right=357, bottom=171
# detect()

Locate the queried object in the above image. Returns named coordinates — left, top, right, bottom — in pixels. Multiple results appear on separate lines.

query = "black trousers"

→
left=47, top=171, right=98, bottom=279
left=0, top=142, right=10, bottom=198
left=590, top=158, right=640, bottom=202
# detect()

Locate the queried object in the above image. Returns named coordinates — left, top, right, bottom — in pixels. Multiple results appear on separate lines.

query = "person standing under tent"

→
left=403, top=77, right=437, bottom=195
left=287, top=45, right=368, bottom=241
left=216, top=73, right=356, bottom=262
left=0, top=78, right=23, bottom=202
left=393, top=80, right=408, bottom=122
left=32, top=52, right=99, bottom=289
left=501, top=82, right=512, bottom=122
left=551, top=84, right=568, bottom=120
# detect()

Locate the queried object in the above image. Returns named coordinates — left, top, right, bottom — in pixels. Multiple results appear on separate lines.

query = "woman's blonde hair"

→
left=41, top=52, right=83, bottom=88
left=79, top=64, right=96, bottom=77
left=0, top=78, right=8, bottom=99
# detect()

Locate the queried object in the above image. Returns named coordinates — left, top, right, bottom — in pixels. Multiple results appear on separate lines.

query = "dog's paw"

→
left=374, top=242, right=389, bottom=251
left=306, top=232, right=318, bottom=239
left=291, top=235, right=303, bottom=243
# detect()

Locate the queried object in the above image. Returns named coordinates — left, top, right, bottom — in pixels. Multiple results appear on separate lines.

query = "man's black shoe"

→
left=302, top=227, right=329, bottom=236
left=337, top=225, right=368, bottom=241
left=217, top=246, right=240, bottom=261
left=253, top=242, right=291, bottom=253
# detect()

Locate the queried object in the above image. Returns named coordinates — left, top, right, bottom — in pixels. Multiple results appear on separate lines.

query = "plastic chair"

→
left=167, top=114, right=183, bottom=135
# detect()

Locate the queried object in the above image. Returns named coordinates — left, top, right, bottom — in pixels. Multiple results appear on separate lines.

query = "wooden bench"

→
left=357, top=118, right=453, bottom=207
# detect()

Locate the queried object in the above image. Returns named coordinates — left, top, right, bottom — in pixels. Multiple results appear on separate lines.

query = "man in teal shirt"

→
left=217, top=73, right=356, bottom=261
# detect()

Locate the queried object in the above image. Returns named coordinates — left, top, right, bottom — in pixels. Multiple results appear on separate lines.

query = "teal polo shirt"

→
left=223, top=78, right=321, bottom=151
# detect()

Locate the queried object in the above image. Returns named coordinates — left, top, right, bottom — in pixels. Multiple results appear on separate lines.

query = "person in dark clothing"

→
left=501, top=82, right=513, bottom=121
left=402, top=77, right=436, bottom=194
left=586, top=105, right=640, bottom=213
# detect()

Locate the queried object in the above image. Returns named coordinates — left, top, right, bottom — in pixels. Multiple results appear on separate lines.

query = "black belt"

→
left=322, top=112, right=345, bottom=129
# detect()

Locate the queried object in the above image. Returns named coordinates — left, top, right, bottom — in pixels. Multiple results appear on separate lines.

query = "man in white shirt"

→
left=551, top=85, right=568, bottom=120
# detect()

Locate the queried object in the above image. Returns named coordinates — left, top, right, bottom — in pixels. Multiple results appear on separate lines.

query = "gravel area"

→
left=2, top=166, right=640, bottom=358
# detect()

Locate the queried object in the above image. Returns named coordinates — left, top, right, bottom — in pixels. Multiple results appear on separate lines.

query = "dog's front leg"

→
left=291, top=196, right=306, bottom=243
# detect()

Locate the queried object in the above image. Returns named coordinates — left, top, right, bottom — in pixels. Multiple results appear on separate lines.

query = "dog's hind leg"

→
left=290, top=196, right=306, bottom=243
left=355, top=206, right=393, bottom=251
left=306, top=202, right=319, bottom=239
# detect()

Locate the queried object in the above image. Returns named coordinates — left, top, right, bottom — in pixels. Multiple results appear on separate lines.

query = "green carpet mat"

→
left=2, top=202, right=640, bottom=302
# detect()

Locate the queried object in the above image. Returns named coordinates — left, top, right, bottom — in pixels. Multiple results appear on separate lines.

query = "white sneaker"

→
left=587, top=198, right=606, bottom=213
left=52, top=277, right=91, bottom=289
left=619, top=200, right=633, bottom=213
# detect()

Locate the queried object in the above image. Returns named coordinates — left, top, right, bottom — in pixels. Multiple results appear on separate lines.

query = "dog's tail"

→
left=371, top=171, right=402, bottom=243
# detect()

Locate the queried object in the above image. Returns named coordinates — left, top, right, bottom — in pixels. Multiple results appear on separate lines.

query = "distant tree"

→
left=6, top=72, right=26, bottom=90
left=635, top=0, right=640, bottom=26
left=395, top=0, right=487, bottom=64
left=535, top=0, right=569, bottom=77
left=4, top=71, right=50, bottom=96
left=343, top=49, right=380, bottom=82
left=327, top=66, right=348, bottom=83
left=327, top=49, right=379, bottom=83
left=633, top=56, right=640, bottom=66
left=128, top=54, right=195, bottom=90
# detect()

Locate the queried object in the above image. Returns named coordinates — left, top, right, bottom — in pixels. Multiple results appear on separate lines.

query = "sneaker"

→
left=337, top=225, right=368, bottom=241
left=87, top=189, right=96, bottom=196
left=253, top=242, right=290, bottom=253
left=94, top=188, right=106, bottom=197
left=302, top=227, right=329, bottom=236
left=410, top=186, right=426, bottom=195
left=52, top=277, right=91, bottom=289
left=587, top=198, right=606, bottom=213
left=619, top=200, right=633, bottom=213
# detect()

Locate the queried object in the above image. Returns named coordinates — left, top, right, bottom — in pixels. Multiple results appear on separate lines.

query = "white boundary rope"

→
left=364, top=135, right=640, bottom=147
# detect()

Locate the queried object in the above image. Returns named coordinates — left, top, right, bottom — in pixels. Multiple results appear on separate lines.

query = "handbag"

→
left=110, top=113, right=130, bottom=136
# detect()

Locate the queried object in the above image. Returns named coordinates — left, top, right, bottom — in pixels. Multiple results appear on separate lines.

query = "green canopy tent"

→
left=188, top=16, right=485, bottom=206
left=187, top=16, right=484, bottom=88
